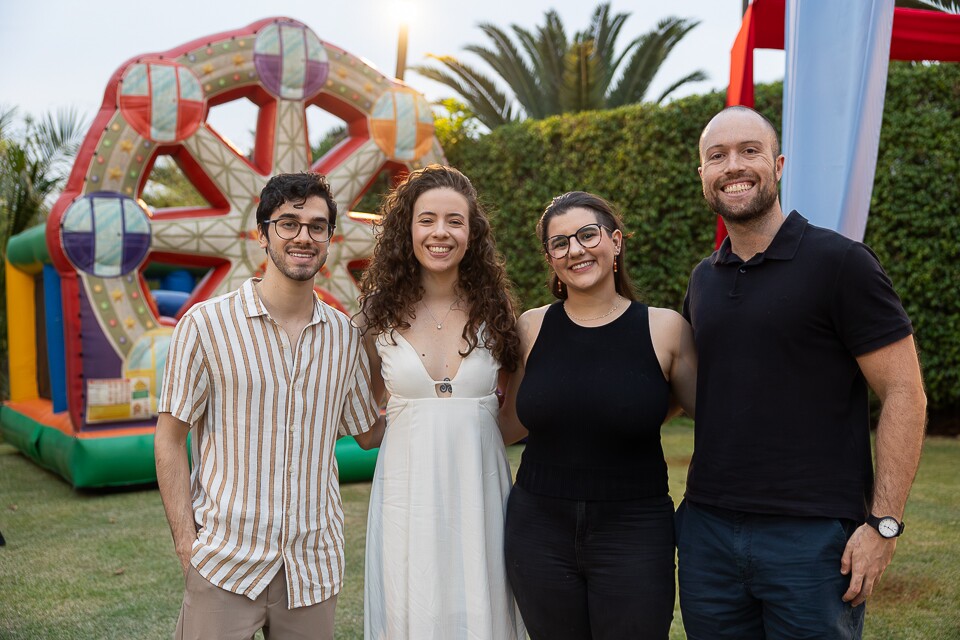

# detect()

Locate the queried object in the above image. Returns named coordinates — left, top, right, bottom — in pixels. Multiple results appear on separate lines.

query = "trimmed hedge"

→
left=446, top=61, right=959, bottom=426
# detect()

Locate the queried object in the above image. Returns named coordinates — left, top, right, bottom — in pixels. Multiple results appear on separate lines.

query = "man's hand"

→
left=840, top=523, right=897, bottom=606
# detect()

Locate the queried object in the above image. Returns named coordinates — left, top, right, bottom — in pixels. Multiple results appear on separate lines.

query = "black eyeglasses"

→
left=544, top=223, right=609, bottom=259
left=265, top=219, right=335, bottom=243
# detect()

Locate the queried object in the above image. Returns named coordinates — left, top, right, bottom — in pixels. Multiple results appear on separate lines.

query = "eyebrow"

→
left=275, top=211, right=329, bottom=222
left=416, top=210, right=465, bottom=217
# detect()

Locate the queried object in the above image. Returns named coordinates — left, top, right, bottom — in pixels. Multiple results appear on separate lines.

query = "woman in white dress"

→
left=353, top=165, right=526, bottom=639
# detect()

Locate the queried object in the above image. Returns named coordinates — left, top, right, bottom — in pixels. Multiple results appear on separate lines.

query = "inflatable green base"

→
left=0, top=405, right=378, bottom=488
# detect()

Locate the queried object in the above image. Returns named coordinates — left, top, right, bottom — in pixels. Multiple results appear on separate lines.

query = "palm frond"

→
left=466, top=23, right=542, bottom=118
left=412, top=56, right=515, bottom=129
left=607, top=17, right=705, bottom=107
left=894, top=0, right=960, bottom=13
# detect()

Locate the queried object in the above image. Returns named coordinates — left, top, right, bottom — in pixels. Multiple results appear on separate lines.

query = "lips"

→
left=569, top=260, right=596, bottom=273
left=426, top=245, right=453, bottom=256
left=721, top=180, right=755, bottom=194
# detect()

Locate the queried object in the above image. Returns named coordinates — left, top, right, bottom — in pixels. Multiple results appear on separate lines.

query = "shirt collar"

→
left=713, top=210, right=807, bottom=265
left=240, top=277, right=328, bottom=324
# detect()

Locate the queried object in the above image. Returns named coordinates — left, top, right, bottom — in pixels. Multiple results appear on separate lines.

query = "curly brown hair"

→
left=358, top=165, right=521, bottom=371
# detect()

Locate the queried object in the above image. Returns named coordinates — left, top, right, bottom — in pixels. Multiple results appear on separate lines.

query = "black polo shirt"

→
left=682, top=211, right=913, bottom=521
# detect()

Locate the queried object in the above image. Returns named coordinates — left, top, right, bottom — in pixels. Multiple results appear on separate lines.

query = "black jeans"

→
left=504, top=485, right=675, bottom=639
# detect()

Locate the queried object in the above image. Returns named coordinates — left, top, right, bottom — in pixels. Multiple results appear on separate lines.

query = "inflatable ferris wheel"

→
left=2, top=17, right=444, bottom=487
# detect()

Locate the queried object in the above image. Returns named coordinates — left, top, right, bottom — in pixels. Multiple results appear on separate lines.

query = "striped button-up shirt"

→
left=158, top=278, right=378, bottom=608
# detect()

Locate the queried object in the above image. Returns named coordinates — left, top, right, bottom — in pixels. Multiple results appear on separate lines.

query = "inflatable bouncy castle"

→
left=2, top=18, right=444, bottom=487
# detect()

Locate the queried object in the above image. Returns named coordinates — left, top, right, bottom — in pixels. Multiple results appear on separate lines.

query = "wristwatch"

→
left=866, top=514, right=905, bottom=538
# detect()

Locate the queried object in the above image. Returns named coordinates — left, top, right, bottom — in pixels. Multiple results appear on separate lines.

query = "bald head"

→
left=699, top=106, right=780, bottom=163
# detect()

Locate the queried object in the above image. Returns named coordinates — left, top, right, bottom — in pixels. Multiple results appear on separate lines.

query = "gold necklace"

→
left=564, top=295, right=624, bottom=322
left=422, top=297, right=460, bottom=330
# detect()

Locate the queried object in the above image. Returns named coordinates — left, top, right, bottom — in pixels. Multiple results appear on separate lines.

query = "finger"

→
left=840, top=541, right=854, bottom=575
left=842, top=572, right=864, bottom=603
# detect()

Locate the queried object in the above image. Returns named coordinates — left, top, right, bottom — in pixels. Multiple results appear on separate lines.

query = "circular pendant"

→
left=436, top=324, right=442, bottom=330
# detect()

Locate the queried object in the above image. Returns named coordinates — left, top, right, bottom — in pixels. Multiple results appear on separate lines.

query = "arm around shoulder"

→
left=652, top=308, right=697, bottom=421
left=498, top=307, right=547, bottom=445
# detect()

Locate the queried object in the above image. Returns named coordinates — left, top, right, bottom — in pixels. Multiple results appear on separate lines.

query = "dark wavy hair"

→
left=358, top=165, right=521, bottom=371
left=536, top=191, right=637, bottom=301
left=256, top=172, right=338, bottom=233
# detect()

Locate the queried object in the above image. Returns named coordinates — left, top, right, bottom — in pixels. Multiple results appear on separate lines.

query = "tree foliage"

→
left=413, top=3, right=706, bottom=129
left=444, top=62, right=960, bottom=427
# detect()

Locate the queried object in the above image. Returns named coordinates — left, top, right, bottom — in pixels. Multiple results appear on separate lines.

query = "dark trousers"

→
left=504, top=485, right=675, bottom=639
left=676, top=500, right=865, bottom=640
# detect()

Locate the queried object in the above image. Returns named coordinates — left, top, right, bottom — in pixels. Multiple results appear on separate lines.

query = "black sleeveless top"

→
left=515, top=301, right=670, bottom=500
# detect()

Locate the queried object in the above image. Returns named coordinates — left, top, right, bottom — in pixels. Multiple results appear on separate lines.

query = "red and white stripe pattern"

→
left=159, top=278, right=377, bottom=607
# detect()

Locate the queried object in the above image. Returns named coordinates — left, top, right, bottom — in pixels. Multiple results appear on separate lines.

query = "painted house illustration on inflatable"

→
left=1, top=18, right=444, bottom=487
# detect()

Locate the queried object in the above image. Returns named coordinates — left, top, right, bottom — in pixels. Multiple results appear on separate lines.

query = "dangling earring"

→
left=556, top=279, right=564, bottom=295
left=613, top=252, right=619, bottom=273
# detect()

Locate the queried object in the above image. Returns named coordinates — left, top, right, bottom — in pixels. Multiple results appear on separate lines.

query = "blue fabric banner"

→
left=781, top=0, right=895, bottom=240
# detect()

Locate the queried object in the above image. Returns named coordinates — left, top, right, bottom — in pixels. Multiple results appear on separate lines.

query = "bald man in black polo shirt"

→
left=677, top=106, right=926, bottom=640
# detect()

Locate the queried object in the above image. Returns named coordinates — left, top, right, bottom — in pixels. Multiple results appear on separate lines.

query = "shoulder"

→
left=648, top=306, right=687, bottom=339
left=518, top=304, right=551, bottom=347
left=322, top=303, right=360, bottom=332
left=177, top=289, right=240, bottom=329
left=518, top=304, right=550, bottom=330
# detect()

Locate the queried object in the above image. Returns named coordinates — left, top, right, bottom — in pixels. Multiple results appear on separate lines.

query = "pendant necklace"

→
left=565, top=295, right=624, bottom=322
left=423, top=296, right=460, bottom=330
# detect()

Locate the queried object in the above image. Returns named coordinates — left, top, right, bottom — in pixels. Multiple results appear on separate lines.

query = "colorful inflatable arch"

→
left=2, top=17, right=445, bottom=487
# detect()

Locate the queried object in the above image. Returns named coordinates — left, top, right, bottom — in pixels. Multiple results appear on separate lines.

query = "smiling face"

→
left=258, top=195, right=330, bottom=282
left=699, top=108, right=785, bottom=224
left=545, top=207, right=621, bottom=295
left=411, top=187, right=471, bottom=277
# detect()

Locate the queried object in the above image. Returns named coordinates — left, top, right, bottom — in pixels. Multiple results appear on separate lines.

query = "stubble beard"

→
left=267, top=243, right=325, bottom=282
left=706, top=177, right=779, bottom=225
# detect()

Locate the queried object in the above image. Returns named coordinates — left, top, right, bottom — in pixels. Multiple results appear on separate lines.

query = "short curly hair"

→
left=358, top=165, right=521, bottom=371
left=256, top=172, right=338, bottom=233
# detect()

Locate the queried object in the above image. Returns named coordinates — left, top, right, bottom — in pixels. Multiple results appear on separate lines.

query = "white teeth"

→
left=570, top=261, right=594, bottom=272
left=428, top=246, right=452, bottom=255
left=723, top=182, right=753, bottom=193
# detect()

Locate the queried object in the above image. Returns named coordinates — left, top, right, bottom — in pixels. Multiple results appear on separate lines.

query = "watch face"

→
left=878, top=517, right=900, bottom=537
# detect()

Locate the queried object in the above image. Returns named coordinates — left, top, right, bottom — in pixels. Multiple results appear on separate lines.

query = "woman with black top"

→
left=500, top=191, right=697, bottom=639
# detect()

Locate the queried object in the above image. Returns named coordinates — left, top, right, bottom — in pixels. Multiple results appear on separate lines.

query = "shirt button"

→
left=289, top=426, right=296, bottom=434
left=288, top=466, right=294, bottom=475
left=739, top=267, right=747, bottom=273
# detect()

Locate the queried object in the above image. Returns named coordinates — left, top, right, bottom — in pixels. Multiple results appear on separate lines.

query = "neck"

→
left=419, top=270, right=460, bottom=302
left=564, top=284, right=620, bottom=313
left=724, top=206, right=787, bottom=261
left=257, top=270, right=316, bottom=323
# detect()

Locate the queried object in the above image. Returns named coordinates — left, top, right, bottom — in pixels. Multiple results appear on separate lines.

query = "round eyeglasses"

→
left=544, top=223, right=609, bottom=259
left=265, top=219, right=335, bottom=243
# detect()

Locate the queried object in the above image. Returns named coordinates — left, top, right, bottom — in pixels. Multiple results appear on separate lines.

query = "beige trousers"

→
left=174, top=564, right=337, bottom=640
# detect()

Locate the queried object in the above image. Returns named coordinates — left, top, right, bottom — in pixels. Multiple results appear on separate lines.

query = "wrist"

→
left=866, top=513, right=905, bottom=538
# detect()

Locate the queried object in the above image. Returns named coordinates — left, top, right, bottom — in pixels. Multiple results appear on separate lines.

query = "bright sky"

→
left=0, top=0, right=783, bottom=149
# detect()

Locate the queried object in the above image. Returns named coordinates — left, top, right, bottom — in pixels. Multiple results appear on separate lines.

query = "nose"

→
left=568, top=236, right=587, bottom=256
left=724, top=151, right=745, bottom=173
left=293, top=223, right=313, bottom=242
left=432, top=221, right=451, bottom=237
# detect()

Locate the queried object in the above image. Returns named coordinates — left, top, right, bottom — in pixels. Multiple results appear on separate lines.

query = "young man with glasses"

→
left=678, top=106, right=926, bottom=639
left=155, top=172, right=378, bottom=639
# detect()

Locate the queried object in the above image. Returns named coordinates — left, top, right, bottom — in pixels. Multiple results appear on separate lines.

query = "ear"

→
left=698, top=165, right=704, bottom=178
left=257, top=223, right=268, bottom=250
left=611, top=228, right=623, bottom=254
left=775, top=154, right=785, bottom=181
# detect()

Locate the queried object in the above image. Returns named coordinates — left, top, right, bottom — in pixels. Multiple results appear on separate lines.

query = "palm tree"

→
left=412, top=3, right=707, bottom=129
left=0, top=106, right=85, bottom=399
left=0, top=106, right=86, bottom=241
left=894, top=0, right=960, bottom=12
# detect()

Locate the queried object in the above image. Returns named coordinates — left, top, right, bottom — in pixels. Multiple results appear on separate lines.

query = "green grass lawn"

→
left=1, top=420, right=958, bottom=639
